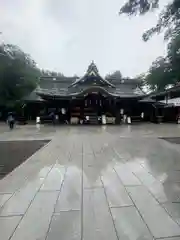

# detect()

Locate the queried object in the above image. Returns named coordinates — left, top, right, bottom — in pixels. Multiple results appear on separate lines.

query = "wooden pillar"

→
left=115, top=99, right=121, bottom=124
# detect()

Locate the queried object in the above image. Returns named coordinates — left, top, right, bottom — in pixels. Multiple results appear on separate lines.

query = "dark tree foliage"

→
left=145, top=57, right=173, bottom=91
left=145, top=34, right=180, bottom=90
left=41, top=69, right=64, bottom=77
left=167, top=34, right=180, bottom=79
left=105, top=70, right=122, bottom=80
left=120, top=0, right=180, bottom=90
left=0, top=44, right=40, bottom=107
left=120, top=0, right=180, bottom=41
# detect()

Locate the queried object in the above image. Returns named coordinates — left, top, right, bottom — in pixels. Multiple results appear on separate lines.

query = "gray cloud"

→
left=0, top=0, right=168, bottom=77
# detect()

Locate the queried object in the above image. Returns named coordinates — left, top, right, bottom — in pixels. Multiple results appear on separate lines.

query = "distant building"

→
left=23, top=62, right=168, bottom=124
left=149, top=84, right=180, bottom=122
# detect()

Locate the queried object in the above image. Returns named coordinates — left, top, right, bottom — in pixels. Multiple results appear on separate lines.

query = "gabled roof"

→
left=25, top=63, right=146, bottom=101
left=35, top=84, right=145, bottom=100
left=69, top=61, right=115, bottom=88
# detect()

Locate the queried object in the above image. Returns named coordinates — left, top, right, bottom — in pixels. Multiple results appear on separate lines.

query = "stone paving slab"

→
left=0, top=193, right=12, bottom=208
left=111, top=206, right=153, bottom=240
left=10, top=191, right=59, bottom=240
left=114, top=163, right=141, bottom=186
left=0, top=125, right=180, bottom=239
left=127, top=186, right=180, bottom=238
left=83, top=188, right=118, bottom=240
left=0, top=216, right=22, bottom=240
left=160, top=238, right=180, bottom=240
left=163, top=203, right=180, bottom=225
left=40, top=165, right=66, bottom=191
left=161, top=137, right=180, bottom=144
left=101, top=167, right=133, bottom=207
left=0, top=140, right=50, bottom=179
left=55, top=166, right=82, bottom=212
left=0, top=177, right=45, bottom=216
left=46, top=211, right=81, bottom=240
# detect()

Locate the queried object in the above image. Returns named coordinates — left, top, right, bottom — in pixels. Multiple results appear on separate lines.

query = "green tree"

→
left=120, top=0, right=180, bottom=41
left=0, top=44, right=40, bottom=107
left=144, top=33, right=180, bottom=91
left=145, top=57, right=172, bottom=91
left=167, top=33, right=180, bottom=80
left=105, top=70, right=122, bottom=80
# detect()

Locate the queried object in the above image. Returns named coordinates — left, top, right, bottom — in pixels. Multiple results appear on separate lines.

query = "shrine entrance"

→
left=83, top=93, right=104, bottom=124
left=69, top=91, right=116, bottom=124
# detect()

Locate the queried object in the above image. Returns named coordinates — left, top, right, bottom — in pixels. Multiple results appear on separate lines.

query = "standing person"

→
left=176, top=109, right=180, bottom=124
left=50, top=112, right=55, bottom=125
left=7, top=113, right=15, bottom=130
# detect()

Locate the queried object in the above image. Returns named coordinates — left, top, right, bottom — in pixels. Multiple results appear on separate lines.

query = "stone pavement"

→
left=0, top=124, right=180, bottom=239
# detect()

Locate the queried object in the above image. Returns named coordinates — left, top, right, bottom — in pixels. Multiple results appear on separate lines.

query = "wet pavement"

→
left=0, top=123, right=180, bottom=239
left=0, top=140, right=50, bottom=179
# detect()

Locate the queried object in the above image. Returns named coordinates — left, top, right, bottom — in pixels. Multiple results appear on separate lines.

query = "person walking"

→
left=50, top=112, right=56, bottom=125
left=7, top=113, right=15, bottom=130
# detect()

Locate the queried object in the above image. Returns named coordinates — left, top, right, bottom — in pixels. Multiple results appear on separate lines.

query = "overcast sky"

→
left=0, top=0, right=168, bottom=77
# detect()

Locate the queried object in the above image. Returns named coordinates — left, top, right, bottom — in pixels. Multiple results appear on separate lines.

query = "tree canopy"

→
left=144, top=33, right=180, bottom=90
left=120, top=0, right=180, bottom=41
left=41, top=69, right=64, bottom=77
left=0, top=44, right=40, bottom=107
left=105, top=70, right=122, bottom=80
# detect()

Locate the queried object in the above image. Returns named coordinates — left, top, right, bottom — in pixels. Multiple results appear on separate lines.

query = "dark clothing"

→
left=7, top=115, right=15, bottom=130
left=50, top=112, right=56, bottom=125
left=9, top=121, right=14, bottom=129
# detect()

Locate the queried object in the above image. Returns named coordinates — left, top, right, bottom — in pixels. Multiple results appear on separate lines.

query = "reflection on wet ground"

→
left=161, top=137, right=180, bottom=144
left=0, top=123, right=180, bottom=240
left=0, top=140, right=50, bottom=179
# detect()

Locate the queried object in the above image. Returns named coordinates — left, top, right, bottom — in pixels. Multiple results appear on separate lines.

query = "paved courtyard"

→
left=0, top=123, right=180, bottom=240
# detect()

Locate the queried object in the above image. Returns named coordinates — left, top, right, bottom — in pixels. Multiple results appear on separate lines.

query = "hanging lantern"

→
left=120, top=109, right=124, bottom=115
left=61, top=108, right=66, bottom=114
left=141, top=112, right=144, bottom=118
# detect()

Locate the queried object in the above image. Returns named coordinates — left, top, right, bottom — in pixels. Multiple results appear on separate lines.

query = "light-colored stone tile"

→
left=158, top=171, right=180, bottom=183
left=11, top=191, right=58, bottom=240
left=148, top=182, right=180, bottom=203
left=83, top=154, right=96, bottom=168
left=83, top=142, right=93, bottom=155
left=0, top=177, right=44, bottom=216
left=127, top=186, right=180, bottom=238
left=36, top=165, right=53, bottom=178
left=1, top=125, right=180, bottom=240
left=0, top=216, right=21, bottom=240
left=160, top=238, right=180, bottom=240
left=83, top=166, right=102, bottom=188
left=163, top=203, right=180, bottom=225
left=40, top=165, right=65, bottom=191
left=20, top=163, right=53, bottom=179
left=111, top=206, right=153, bottom=240
left=0, top=194, right=12, bottom=208
left=114, top=164, right=141, bottom=186
left=55, top=166, right=82, bottom=211
left=101, top=168, right=133, bottom=207
left=47, top=211, right=81, bottom=240
left=0, top=173, right=27, bottom=194
left=83, top=188, right=118, bottom=240
left=131, top=164, right=180, bottom=203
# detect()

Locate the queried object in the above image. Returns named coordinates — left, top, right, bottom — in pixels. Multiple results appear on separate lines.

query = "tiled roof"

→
left=25, top=64, right=145, bottom=101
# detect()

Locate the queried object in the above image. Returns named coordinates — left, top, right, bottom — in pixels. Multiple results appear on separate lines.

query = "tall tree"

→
left=0, top=44, right=40, bottom=106
left=120, top=0, right=180, bottom=41
left=105, top=70, right=122, bottom=80
left=145, top=57, right=173, bottom=91
left=144, top=33, right=180, bottom=91
left=167, top=33, right=180, bottom=80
